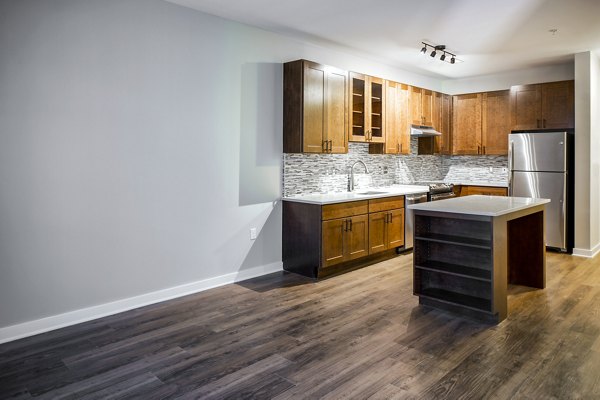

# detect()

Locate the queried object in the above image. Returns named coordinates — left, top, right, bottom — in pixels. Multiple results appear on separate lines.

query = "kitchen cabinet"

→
left=349, top=72, right=385, bottom=143
left=510, top=80, right=574, bottom=130
left=382, top=81, right=410, bottom=154
left=283, top=196, right=405, bottom=278
left=283, top=59, right=348, bottom=153
left=433, top=93, right=452, bottom=154
left=452, top=93, right=483, bottom=155
left=368, top=197, right=405, bottom=254
left=460, top=186, right=508, bottom=196
left=482, top=90, right=511, bottom=155
left=410, top=86, right=434, bottom=126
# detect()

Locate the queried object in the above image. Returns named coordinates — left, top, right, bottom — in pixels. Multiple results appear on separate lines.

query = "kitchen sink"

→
left=356, top=190, right=389, bottom=195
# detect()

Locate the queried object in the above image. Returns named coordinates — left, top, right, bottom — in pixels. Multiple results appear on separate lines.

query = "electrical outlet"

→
left=250, top=228, right=257, bottom=240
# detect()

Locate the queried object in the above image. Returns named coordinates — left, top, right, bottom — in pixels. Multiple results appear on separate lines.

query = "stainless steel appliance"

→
left=404, top=192, right=428, bottom=250
left=404, top=182, right=455, bottom=250
left=428, top=183, right=456, bottom=201
left=508, top=131, right=573, bottom=252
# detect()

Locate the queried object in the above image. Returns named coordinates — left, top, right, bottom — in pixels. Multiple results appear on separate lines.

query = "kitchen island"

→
left=408, top=195, right=550, bottom=323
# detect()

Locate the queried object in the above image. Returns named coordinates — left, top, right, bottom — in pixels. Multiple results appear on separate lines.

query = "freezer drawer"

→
left=510, top=171, right=566, bottom=250
left=509, top=131, right=567, bottom=172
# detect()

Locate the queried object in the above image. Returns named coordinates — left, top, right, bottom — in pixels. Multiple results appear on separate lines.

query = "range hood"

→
left=410, top=124, right=442, bottom=137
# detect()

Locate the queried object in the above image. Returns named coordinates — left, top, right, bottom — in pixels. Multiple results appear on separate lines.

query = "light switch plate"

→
left=250, top=228, right=257, bottom=240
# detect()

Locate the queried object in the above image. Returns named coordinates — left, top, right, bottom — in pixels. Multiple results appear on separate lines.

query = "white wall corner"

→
left=0, top=262, right=283, bottom=345
left=572, top=242, right=600, bottom=258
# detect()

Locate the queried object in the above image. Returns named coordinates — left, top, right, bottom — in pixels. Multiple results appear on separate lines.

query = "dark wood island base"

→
left=411, top=196, right=548, bottom=323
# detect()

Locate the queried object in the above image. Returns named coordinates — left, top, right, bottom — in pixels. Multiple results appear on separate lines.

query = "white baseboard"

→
left=0, top=262, right=282, bottom=345
left=572, top=242, right=600, bottom=258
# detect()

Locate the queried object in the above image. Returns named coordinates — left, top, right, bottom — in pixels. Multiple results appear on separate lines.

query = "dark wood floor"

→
left=2, top=252, right=600, bottom=399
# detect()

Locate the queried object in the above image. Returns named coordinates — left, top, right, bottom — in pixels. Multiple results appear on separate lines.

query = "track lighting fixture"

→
left=419, top=42, right=460, bottom=64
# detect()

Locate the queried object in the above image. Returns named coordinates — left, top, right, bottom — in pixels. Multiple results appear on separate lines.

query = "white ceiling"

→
left=168, top=0, right=600, bottom=79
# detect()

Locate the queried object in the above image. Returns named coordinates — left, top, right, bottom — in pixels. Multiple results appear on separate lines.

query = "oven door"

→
left=430, top=191, right=456, bottom=201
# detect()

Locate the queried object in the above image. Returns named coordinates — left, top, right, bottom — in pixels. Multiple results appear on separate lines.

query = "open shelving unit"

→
left=413, top=214, right=495, bottom=319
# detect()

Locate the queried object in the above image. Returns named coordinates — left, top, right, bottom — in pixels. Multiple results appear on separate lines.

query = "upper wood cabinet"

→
left=482, top=90, right=511, bottom=155
left=437, top=93, right=452, bottom=154
left=452, top=93, right=483, bottom=155
left=383, top=81, right=410, bottom=154
left=283, top=59, right=348, bottom=153
left=410, top=87, right=434, bottom=126
left=349, top=72, right=385, bottom=143
left=510, top=80, right=574, bottom=130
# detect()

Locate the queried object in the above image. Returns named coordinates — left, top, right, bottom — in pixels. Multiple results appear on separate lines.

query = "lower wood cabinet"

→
left=283, top=196, right=405, bottom=278
left=460, top=186, right=507, bottom=196
left=322, top=214, right=369, bottom=268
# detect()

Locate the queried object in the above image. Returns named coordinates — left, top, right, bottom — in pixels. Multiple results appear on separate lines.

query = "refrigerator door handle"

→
left=508, top=141, right=514, bottom=196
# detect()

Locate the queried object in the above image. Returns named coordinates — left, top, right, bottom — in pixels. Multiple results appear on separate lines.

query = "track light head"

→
left=419, top=42, right=458, bottom=64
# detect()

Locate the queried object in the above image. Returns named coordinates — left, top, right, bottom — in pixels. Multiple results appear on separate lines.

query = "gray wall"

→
left=0, top=0, right=445, bottom=329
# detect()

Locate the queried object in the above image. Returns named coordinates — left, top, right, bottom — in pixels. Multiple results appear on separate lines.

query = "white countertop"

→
left=455, top=181, right=509, bottom=188
left=407, top=195, right=550, bottom=217
left=398, top=180, right=509, bottom=188
left=282, top=185, right=430, bottom=205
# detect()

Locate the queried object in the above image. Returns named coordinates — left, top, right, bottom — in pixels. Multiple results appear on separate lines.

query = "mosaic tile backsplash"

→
left=283, top=139, right=508, bottom=196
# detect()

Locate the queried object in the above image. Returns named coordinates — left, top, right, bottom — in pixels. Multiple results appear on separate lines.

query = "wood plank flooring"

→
left=1, top=251, right=600, bottom=399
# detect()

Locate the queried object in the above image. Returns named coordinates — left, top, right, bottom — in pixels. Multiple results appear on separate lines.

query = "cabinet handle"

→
left=483, top=145, right=486, bottom=155
left=385, top=213, right=389, bottom=223
left=543, top=119, right=546, bottom=128
left=389, top=212, right=393, bottom=223
left=344, top=219, right=348, bottom=232
left=478, top=145, right=481, bottom=154
left=349, top=219, right=352, bottom=231
left=322, top=140, right=327, bottom=152
left=329, top=140, right=332, bottom=152
left=537, top=119, right=541, bottom=128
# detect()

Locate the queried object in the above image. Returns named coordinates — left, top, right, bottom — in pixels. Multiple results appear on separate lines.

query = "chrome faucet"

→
left=348, top=160, right=369, bottom=192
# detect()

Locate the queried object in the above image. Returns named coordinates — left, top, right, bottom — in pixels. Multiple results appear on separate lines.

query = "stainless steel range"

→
left=413, top=182, right=456, bottom=201
left=403, top=182, right=456, bottom=251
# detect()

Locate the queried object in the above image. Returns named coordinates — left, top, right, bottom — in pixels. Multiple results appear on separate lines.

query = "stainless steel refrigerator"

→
left=508, top=131, right=573, bottom=252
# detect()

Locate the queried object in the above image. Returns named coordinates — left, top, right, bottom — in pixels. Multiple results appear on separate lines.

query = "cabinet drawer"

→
left=322, top=201, right=368, bottom=220
left=463, top=186, right=507, bottom=196
left=368, top=196, right=405, bottom=213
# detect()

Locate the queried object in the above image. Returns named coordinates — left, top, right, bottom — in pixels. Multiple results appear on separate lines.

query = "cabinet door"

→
left=369, top=77, right=385, bottom=143
left=452, top=93, right=482, bottom=155
left=421, top=89, right=434, bottom=126
left=368, top=212, right=387, bottom=254
left=349, top=72, right=367, bottom=142
left=542, top=81, right=574, bottom=129
left=399, top=84, right=411, bottom=154
left=387, top=208, right=405, bottom=249
left=510, top=84, right=542, bottom=130
left=482, top=90, right=510, bottom=155
left=384, top=81, right=400, bottom=154
left=346, top=214, right=369, bottom=261
left=303, top=62, right=326, bottom=153
left=326, top=69, right=348, bottom=153
left=438, top=93, right=452, bottom=154
left=322, top=218, right=345, bottom=268
left=410, top=86, right=422, bottom=125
